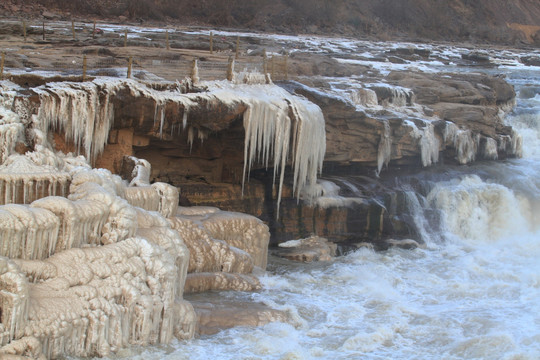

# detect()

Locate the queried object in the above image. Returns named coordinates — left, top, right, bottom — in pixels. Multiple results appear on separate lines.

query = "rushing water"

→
left=96, top=52, right=540, bottom=359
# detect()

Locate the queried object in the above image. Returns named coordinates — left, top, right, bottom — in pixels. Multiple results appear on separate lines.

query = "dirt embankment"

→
left=2, top=0, right=540, bottom=46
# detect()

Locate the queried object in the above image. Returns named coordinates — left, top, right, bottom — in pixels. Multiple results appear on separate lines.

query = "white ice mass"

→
left=0, top=76, right=312, bottom=358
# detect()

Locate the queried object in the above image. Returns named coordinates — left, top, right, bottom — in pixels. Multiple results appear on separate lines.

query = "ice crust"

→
left=0, top=151, right=271, bottom=358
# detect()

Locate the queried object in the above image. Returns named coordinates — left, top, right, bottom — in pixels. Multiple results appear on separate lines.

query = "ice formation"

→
left=199, top=209, right=270, bottom=269
left=419, top=123, right=440, bottom=167
left=368, top=84, right=415, bottom=107
left=349, top=88, right=378, bottom=107
left=301, top=179, right=367, bottom=209
left=124, top=182, right=179, bottom=218
left=0, top=151, right=271, bottom=358
left=481, top=137, right=499, bottom=160
left=0, top=205, right=59, bottom=260
left=0, top=155, right=70, bottom=205
left=377, top=121, right=392, bottom=174
left=32, top=80, right=121, bottom=162
left=443, top=122, right=479, bottom=164
left=0, top=83, right=273, bottom=359
left=407, top=121, right=441, bottom=167
left=21, top=78, right=326, bottom=217
left=0, top=83, right=25, bottom=165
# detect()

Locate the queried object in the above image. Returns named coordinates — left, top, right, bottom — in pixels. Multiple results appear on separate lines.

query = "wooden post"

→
left=166, top=30, right=170, bottom=50
left=1, top=52, right=5, bottom=81
left=262, top=48, right=268, bottom=75
left=227, top=56, right=234, bottom=81
left=72, top=21, right=76, bottom=40
left=209, top=31, right=213, bottom=54
left=191, top=58, right=199, bottom=84
left=235, top=36, right=240, bottom=59
left=93, top=20, right=96, bottom=39
left=42, top=22, right=45, bottom=41
left=23, top=20, right=27, bottom=42
left=82, top=55, right=87, bottom=81
left=127, top=56, right=132, bottom=78
left=124, top=29, right=128, bottom=47
left=284, top=54, right=288, bottom=80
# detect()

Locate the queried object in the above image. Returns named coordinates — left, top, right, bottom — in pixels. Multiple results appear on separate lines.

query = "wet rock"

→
left=82, top=47, right=116, bottom=57
left=190, top=300, right=290, bottom=335
left=184, top=272, right=261, bottom=293
left=275, top=236, right=337, bottom=262
left=384, top=238, right=423, bottom=250
left=41, top=10, right=60, bottom=20
left=0, top=22, right=23, bottom=35
left=461, top=51, right=491, bottom=63
left=520, top=56, right=540, bottom=67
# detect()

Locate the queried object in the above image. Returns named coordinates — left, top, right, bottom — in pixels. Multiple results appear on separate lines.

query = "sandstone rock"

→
left=41, top=10, right=60, bottom=20
left=184, top=272, right=261, bottom=293
left=384, top=238, right=423, bottom=250
left=520, top=55, right=540, bottom=67
left=275, top=235, right=337, bottom=262
left=190, top=299, right=290, bottom=335
left=461, top=51, right=491, bottom=63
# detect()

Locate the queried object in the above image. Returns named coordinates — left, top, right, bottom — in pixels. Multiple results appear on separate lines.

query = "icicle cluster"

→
left=0, top=155, right=70, bottom=205
left=32, top=80, right=122, bottom=162
left=0, top=257, right=29, bottom=347
left=443, top=122, right=478, bottom=164
left=419, top=123, right=440, bottom=167
left=237, top=85, right=326, bottom=216
left=0, top=205, right=59, bottom=260
left=482, top=137, right=499, bottom=160
left=27, top=79, right=327, bottom=219
left=349, top=88, right=378, bottom=107
left=408, top=121, right=441, bottom=167
left=0, top=82, right=24, bottom=165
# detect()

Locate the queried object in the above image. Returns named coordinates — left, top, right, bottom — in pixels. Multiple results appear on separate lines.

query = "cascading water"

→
left=113, top=55, right=540, bottom=359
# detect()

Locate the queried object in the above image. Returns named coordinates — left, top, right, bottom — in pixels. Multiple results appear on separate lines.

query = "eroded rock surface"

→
left=275, top=236, right=337, bottom=262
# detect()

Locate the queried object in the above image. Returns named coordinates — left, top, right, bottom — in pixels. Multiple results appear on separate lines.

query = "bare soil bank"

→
left=2, top=0, right=540, bottom=46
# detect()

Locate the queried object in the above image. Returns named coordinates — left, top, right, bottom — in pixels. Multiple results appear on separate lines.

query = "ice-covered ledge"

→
left=1, top=75, right=310, bottom=358
left=6, top=77, right=326, bottom=215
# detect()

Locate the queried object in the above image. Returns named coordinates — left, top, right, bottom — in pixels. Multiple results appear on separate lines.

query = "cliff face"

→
left=3, top=0, right=540, bottom=45
left=14, top=68, right=517, bottom=247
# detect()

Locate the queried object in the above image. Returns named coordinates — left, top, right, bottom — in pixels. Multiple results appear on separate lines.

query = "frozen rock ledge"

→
left=0, top=75, right=314, bottom=358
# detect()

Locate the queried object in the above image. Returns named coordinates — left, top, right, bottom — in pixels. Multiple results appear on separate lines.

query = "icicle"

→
left=159, top=103, right=165, bottom=139
left=182, top=108, right=188, bottom=130
left=419, top=123, right=440, bottom=167
left=455, top=130, right=478, bottom=164
left=187, top=126, right=194, bottom=152
left=197, top=128, right=207, bottom=144
left=377, top=121, right=392, bottom=174
left=481, top=137, right=498, bottom=160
